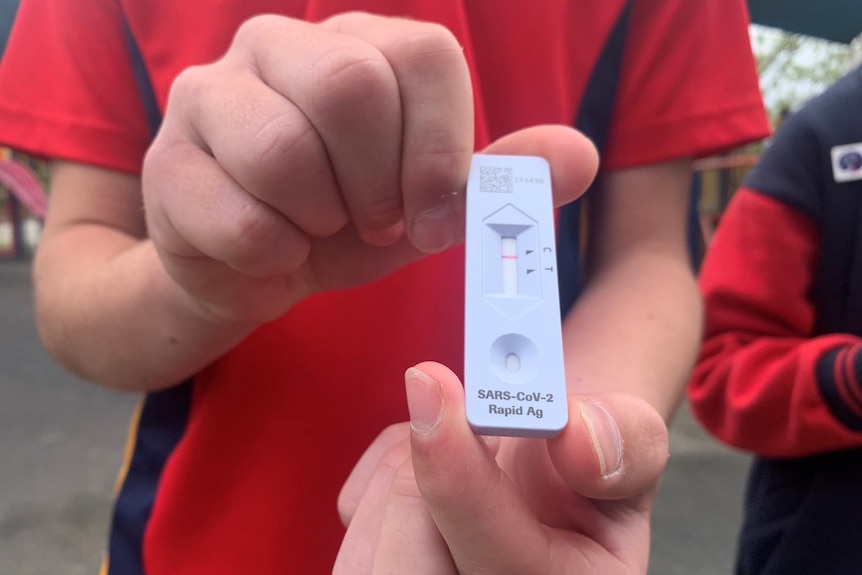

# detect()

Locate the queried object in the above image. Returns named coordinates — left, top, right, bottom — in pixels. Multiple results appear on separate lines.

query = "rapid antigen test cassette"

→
left=464, top=154, right=568, bottom=438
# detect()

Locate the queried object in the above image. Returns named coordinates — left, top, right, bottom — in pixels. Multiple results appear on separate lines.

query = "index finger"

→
left=324, top=13, right=475, bottom=254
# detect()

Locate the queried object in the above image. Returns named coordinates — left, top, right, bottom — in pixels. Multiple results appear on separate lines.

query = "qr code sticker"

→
left=479, top=166, right=514, bottom=193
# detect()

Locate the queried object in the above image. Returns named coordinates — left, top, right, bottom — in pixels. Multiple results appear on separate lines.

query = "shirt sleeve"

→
left=0, top=0, right=150, bottom=174
left=690, top=188, right=862, bottom=458
left=603, top=0, right=770, bottom=169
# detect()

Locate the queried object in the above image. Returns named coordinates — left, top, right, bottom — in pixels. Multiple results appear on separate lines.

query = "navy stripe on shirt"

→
left=107, top=381, right=193, bottom=575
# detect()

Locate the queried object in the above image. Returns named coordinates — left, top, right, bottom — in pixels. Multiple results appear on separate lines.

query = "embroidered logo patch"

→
left=831, top=143, right=862, bottom=182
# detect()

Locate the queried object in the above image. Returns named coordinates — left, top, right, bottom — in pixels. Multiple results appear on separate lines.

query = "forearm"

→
left=33, top=226, right=255, bottom=392
left=562, top=247, right=701, bottom=422
left=692, top=333, right=862, bottom=457
left=691, top=189, right=862, bottom=456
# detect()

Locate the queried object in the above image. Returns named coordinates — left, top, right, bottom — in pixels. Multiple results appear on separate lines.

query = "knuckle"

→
left=141, top=143, right=195, bottom=252
left=389, top=23, right=463, bottom=63
left=319, top=10, right=364, bottom=29
left=234, top=14, right=283, bottom=46
left=415, top=136, right=471, bottom=167
left=244, top=111, right=315, bottom=171
left=388, top=461, right=423, bottom=499
left=378, top=439, right=411, bottom=473
left=221, top=201, right=285, bottom=267
left=168, top=64, right=212, bottom=105
left=336, top=491, right=357, bottom=527
left=312, top=48, right=395, bottom=110
left=354, top=190, right=403, bottom=229
left=141, top=198, right=171, bottom=251
left=237, top=117, right=351, bottom=238
left=379, top=422, right=411, bottom=444
left=408, top=139, right=471, bottom=195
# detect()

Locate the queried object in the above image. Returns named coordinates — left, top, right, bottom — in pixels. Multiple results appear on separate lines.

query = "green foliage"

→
left=752, top=25, right=858, bottom=124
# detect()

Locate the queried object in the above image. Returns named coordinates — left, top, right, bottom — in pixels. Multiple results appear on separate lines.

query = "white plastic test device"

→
left=464, top=154, right=568, bottom=438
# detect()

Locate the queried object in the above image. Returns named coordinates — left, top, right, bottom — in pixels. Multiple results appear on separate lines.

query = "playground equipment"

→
left=0, top=153, right=47, bottom=259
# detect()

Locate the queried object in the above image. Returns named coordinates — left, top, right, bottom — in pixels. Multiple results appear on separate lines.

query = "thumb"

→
left=405, top=362, right=565, bottom=574
left=548, top=393, right=670, bottom=503
left=481, top=124, right=599, bottom=209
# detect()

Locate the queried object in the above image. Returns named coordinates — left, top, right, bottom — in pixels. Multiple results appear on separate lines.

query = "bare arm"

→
left=33, top=162, right=255, bottom=391
left=562, top=159, right=699, bottom=420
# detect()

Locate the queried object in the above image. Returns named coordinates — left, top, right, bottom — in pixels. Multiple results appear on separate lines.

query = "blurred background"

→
left=0, top=1, right=860, bottom=573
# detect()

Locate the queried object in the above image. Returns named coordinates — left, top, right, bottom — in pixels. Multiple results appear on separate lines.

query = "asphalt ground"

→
left=0, top=261, right=751, bottom=574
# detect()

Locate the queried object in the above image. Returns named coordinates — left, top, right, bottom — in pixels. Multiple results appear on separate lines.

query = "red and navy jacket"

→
left=690, top=65, right=862, bottom=574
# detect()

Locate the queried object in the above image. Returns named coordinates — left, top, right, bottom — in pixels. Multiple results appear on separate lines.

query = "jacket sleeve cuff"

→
left=816, top=344, right=862, bottom=431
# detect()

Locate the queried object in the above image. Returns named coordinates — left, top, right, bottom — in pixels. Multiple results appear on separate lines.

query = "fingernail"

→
left=405, top=367, right=443, bottom=436
left=411, top=206, right=457, bottom=254
left=579, top=400, right=623, bottom=478
left=361, top=220, right=404, bottom=247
